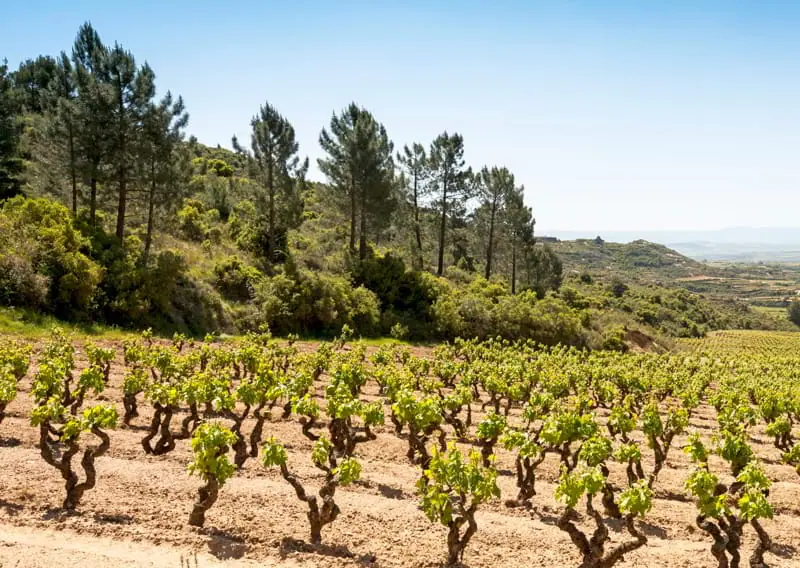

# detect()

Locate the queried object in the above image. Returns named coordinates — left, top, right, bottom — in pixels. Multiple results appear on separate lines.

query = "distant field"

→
left=680, top=329, right=800, bottom=355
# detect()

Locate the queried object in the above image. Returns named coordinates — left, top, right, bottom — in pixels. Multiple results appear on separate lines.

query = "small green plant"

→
left=555, top=465, right=651, bottom=568
left=417, top=443, right=500, bottom=566
left=500, top=428, right=544, bottom=507
left=390, top=322, right=409, bottom=340
left=685, top=434, right=774, bottom=568
left=475, top=411, right=507, bottom=467
left=262, top=358, right=382, bottom=544
left=31, top=330, right=117, bottom=510
left=0, top=341, right=30, bottom=424
left=262, top=436, right=362, bottom=545
left=187, top=422, right=237, bottom=527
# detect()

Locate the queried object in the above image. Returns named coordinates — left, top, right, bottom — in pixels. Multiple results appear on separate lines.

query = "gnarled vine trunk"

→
left=188, top=476, right=219, bottom=527
left=39, top=423, right=111, bottom=510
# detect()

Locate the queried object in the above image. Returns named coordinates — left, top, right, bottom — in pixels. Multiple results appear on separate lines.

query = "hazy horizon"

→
left=3, top=1, right=799, bottom=232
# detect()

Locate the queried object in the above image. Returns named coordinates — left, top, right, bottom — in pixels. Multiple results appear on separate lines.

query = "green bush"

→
left=353, top=253, right=438, bottom=335
left=601, top=325, right=628, bottom=352
left=0, top=197, right=102, bottom=317
left=177, top=201, right=208, bottom=242
left=609, top=278, right=628, bottom=298
left=254, top=270, right=380, bottom=337
left=213, top=256, right=261, bottom=302
left=429, top=280, right=586, bottom=345
left=788, top=300, right=800, bottom=327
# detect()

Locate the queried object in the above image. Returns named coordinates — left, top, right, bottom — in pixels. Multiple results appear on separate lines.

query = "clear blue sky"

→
left=3, top=1, right=799, bottom=233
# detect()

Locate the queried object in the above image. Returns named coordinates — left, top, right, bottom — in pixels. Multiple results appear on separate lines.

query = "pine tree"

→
left=477, top=166, right=515, bottom=279
left=0, top=60, right=23, bottom=200
left=72, top=22, right=112, bottom=225
left=105, top=44, right=155, bottom=240
left=11, top=55, right=58, bottom=114
left=428, top=132, right=472, bottom=275
left=233, top=102, right=308, bottom=262
left=503, top=183, right=534, bottom=293
left=397, top=143, right=429, bottom=269
left=51, top=52, right=79, bottom=213
left=140, top=92, right=189, bottom=264
left=318, top=103, right=395, bottom=260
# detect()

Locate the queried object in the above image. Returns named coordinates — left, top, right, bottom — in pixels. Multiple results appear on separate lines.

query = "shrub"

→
left=213, top=256, right=261, bottom=302
left=353, top=253, right=438, bottom=335
left=610, top=278, right=628, bottom=298
left=177, top=201, right=208, bottom=242
left=601, top=325, right=628, bottom=352
left=254, top=270, right=380, bottom=337
left=0, top=254, right=48, bottom=308
left=0, top=196, right=102, bottom=317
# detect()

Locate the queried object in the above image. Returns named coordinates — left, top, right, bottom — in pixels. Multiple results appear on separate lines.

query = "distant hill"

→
left=542, top=227, right=800, bottom=262
left=549, top=238, right=717, bottom=283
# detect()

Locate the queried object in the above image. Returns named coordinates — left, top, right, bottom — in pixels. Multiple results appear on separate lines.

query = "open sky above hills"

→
left=3, top=0, right=799, bottom=232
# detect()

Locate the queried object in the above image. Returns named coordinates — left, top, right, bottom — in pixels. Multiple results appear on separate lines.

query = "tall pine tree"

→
left=397, top=143, right=428, bottom=269
left=428, top=132, right=472, bottom=275
left=318, top=103, right=395, bottom=260
left=233, top=102, right=308, bottom=262
left=477, top=166, right=515, bottom=279
left=72, top=22, right=112, bottom=225
left=503, top=183, right=534, bottom=293
left=50, top=52, right=80, bottom=213
left=140, top=92, right=189, bottom=263
left=106, top=43, right=155, bottom=240
left=0, top=60, right=23, bottom=200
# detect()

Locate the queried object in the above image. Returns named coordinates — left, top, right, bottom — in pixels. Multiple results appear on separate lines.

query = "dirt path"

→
left=0, top=523, right=288, bottom=567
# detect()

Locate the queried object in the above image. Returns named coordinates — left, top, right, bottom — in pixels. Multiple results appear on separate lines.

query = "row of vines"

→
left=1, top=328, right=798, bottom=567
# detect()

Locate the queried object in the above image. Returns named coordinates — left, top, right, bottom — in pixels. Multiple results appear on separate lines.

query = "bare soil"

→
left=0, top=338, right=798, bottom=567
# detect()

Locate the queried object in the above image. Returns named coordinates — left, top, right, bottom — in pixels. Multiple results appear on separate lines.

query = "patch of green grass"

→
left=751, top=305, right=790, bottom=322
left=0, top=308, right=133, bottom=340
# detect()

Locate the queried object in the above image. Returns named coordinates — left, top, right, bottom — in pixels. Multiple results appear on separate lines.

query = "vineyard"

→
left=1, top=329, right=800, bottom=567
left=681, top=329, right=800, bottom=356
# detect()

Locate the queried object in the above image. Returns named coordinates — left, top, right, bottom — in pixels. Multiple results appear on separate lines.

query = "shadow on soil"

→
left=770, top=542, right=797, bottom=559
left=202, top=527, right=248, bottom=560
left=94, top=512, right=135, bottom=525
left=279, top=536, right=379, bottom=566
left=0, top=499, right=23, bottom=516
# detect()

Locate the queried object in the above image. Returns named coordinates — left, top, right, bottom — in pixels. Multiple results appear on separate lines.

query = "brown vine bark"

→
left=556, top=496, right=647, bottom=568
left=39, top=423, right=111, bottom=510
left=188, top=477, right=219, bottom=527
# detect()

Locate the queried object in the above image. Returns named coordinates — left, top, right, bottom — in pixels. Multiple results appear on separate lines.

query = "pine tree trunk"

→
left=267, top=159, right=274, bottom=261
left=349, top=177, right=357, bottom=254
left=68, top=122, right=77, bottom=215
left=116, top=165, right=127, bottom=240
left=143, top=162, right=156, bottom=265
left=437, top=176, right=448, bottom=276
left=359, top=182, right=368, bottom=259
left=89, top=177, right=98, bottom=226
left=485, top=196, right=498, bottom=279
left=413, top=173, right=423, bottom=270
left=511, top=238, right=517, bottom=294
left=115, top=90, right=127, bottom=241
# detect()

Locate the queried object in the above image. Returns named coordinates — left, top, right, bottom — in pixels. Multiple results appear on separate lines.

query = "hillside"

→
left=0, top=21, right=794, bottom=347
left=550, top=238, right=718, bottom=283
